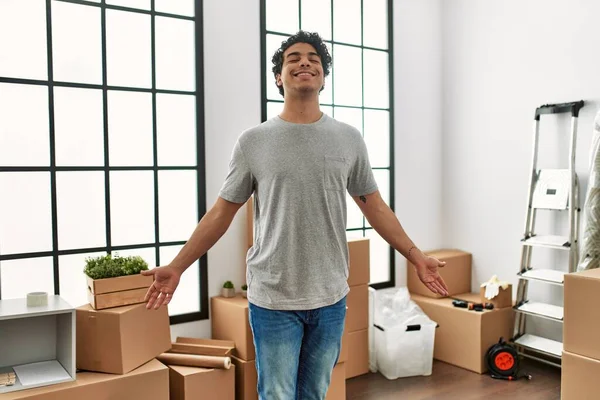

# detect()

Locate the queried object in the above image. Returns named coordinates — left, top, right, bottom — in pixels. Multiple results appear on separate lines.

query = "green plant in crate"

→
left=84, top=254, right=149, bottom=280
left=241, top=284, right=248, bottom=298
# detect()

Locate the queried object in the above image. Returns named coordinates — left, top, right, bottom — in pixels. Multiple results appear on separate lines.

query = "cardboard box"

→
left=87, top=274, right=153, bottom=310
left=172, top=337, right=235, bottom=356
left=169, top=364, right=235, bottom=400
left=325, top=363, right=346, bottom=400
left=479, top=284, right=513, bottom=309
left=2, top=359, right=169, bottom=400
left=407, top=249, right=472, bottom=298
left=411, top=293, right=514, bottom=374
left=348, top=238, right=370, bottom=286
left=346, top=285, right=369, bottom=332
left=76, top=303, right=171, bottom=374
left=564, top=268, right=600, bottom=360
left=561, top=350, right=600, bottom=400
left=231, top=356, right=257, bottom=400
left=211, top=295, right=255, bottom=361
left=345, top=329, right=369, bottom=379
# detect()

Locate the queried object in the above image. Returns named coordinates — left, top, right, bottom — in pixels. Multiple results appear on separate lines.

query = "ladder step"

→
left=518, top=269, right=565, bottom=285
left=515, top=301, right=564, bottom=321
left=522, top=235, right=570, bottom=250
left=514, top=334, right=562, bottom=358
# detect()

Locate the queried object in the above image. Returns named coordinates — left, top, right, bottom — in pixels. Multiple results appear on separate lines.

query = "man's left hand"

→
left=415, top=256, right=449, bottom=296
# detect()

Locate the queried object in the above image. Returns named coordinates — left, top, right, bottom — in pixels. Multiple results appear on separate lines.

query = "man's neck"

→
left=279, top=95, right=322, bottom=124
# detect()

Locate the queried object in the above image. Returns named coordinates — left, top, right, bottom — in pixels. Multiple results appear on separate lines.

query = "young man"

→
left=143, top=31, right=448, bottom=399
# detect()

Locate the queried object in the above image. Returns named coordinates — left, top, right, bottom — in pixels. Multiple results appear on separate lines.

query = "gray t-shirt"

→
left=218, top=113, right=378, bottom=310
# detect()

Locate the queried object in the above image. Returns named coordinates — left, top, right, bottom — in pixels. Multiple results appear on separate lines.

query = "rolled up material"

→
left=157, top=352, right=231, bottom=370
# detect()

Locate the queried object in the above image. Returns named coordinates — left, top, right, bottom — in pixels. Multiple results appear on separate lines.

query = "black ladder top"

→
left=535, top=100, right=584, bottom=120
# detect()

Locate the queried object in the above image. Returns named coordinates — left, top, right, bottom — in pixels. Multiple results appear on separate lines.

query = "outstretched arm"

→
left=142, top=196, right=246, bottom=309
left=352, top=190, right=449, bottom=296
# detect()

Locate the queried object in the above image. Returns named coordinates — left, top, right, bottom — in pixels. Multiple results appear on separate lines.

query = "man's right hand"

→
left=141, top=265, right=182, bottom=310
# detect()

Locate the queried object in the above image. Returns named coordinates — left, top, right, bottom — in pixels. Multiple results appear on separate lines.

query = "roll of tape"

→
left=27, top=292, right=48, bottom=307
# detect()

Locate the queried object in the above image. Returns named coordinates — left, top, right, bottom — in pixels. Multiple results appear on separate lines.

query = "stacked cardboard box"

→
left=562, top=269, right=600, bottom=399
left=211, top=295, right=257, bottom=400
left=407, top=249, right=515, bottom=374
left=345, top=238, right=370, bottom=379
left=166, top=337, right=236, bottom=400
left=212, top=294, right=348, bottom=399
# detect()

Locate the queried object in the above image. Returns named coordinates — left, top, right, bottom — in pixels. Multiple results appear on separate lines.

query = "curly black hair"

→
left=271, top=31, right=332, bottom=97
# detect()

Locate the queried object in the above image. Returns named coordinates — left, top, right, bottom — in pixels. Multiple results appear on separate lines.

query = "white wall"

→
left=441, top=0, right=600, bottom=340
left=393, top=0, right=444, bottom=287
left=170, top=0, right=261, bottom=339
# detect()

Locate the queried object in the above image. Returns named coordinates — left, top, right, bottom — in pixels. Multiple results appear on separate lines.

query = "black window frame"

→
left=259, top=0, right=396, bottom=290
left=0, top=0, right=208, bottom=324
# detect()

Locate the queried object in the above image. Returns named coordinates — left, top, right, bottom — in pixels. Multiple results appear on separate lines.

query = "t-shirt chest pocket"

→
left=323, top=156, right=349, bottom=191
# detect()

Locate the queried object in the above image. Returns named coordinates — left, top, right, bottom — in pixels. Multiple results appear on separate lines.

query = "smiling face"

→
left=276, top=42, right=325, bottom=98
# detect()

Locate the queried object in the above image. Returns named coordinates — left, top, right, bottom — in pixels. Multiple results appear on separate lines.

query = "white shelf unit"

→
left=0, top=295, right=75, bottom=394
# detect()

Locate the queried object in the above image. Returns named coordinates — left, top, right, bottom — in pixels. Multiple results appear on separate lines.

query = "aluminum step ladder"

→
left=512, top=101, right=585, bottom=368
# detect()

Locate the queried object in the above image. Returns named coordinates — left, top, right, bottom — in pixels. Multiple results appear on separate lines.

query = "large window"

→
left=0, top=0, right=207, bottom=324
left=260, top=0, right=395, bottom=288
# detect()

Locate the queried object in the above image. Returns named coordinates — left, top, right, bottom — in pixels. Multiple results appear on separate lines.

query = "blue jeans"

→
left=248, top=296, right=347, bottom=400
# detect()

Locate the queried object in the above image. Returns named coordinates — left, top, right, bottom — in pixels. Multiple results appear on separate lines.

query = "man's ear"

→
left=276, top=74, right=282, bottom=87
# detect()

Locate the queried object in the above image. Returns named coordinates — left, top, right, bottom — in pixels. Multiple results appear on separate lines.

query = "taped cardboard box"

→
left=564, top=268, right=600, bottom=360
left=411, top=293, right=514, bottom=374
left=345, top=329, right=369, bottom=379
left=211, top=295, right=255, bottom=361
left=348, top=238, right=370, bottom=287
left=1, top=359, right=168, bottom=400
left=76, top=303, right=171, bottom=374
left=231, top=356, right=257, bottom=400
left=346, top=285, right=369, bottom=332
left=169, top=364, right=235, bottom=400
left=561, top=350, right=600, bottom=400
left=407, top=249, right=471, bottom=298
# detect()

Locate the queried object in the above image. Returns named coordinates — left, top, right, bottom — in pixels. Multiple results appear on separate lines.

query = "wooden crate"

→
left=87, top=274, right=153, bottom=310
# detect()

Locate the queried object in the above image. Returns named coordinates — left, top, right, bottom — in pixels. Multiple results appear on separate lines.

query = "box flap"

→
left=566, top=268, right=600, bottom=281
left=78, top=303, right=143, bottom=315
left=170, top=342, right=234, bottom=357
left=168, top=365, right=215, bottom=377
left=176, top=337, right=235, bottom=347
left=213, top=296, right=249, bottom=308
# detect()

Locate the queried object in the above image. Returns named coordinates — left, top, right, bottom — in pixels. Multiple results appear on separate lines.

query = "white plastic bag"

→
left=371, top=287, right=437, bottom=379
